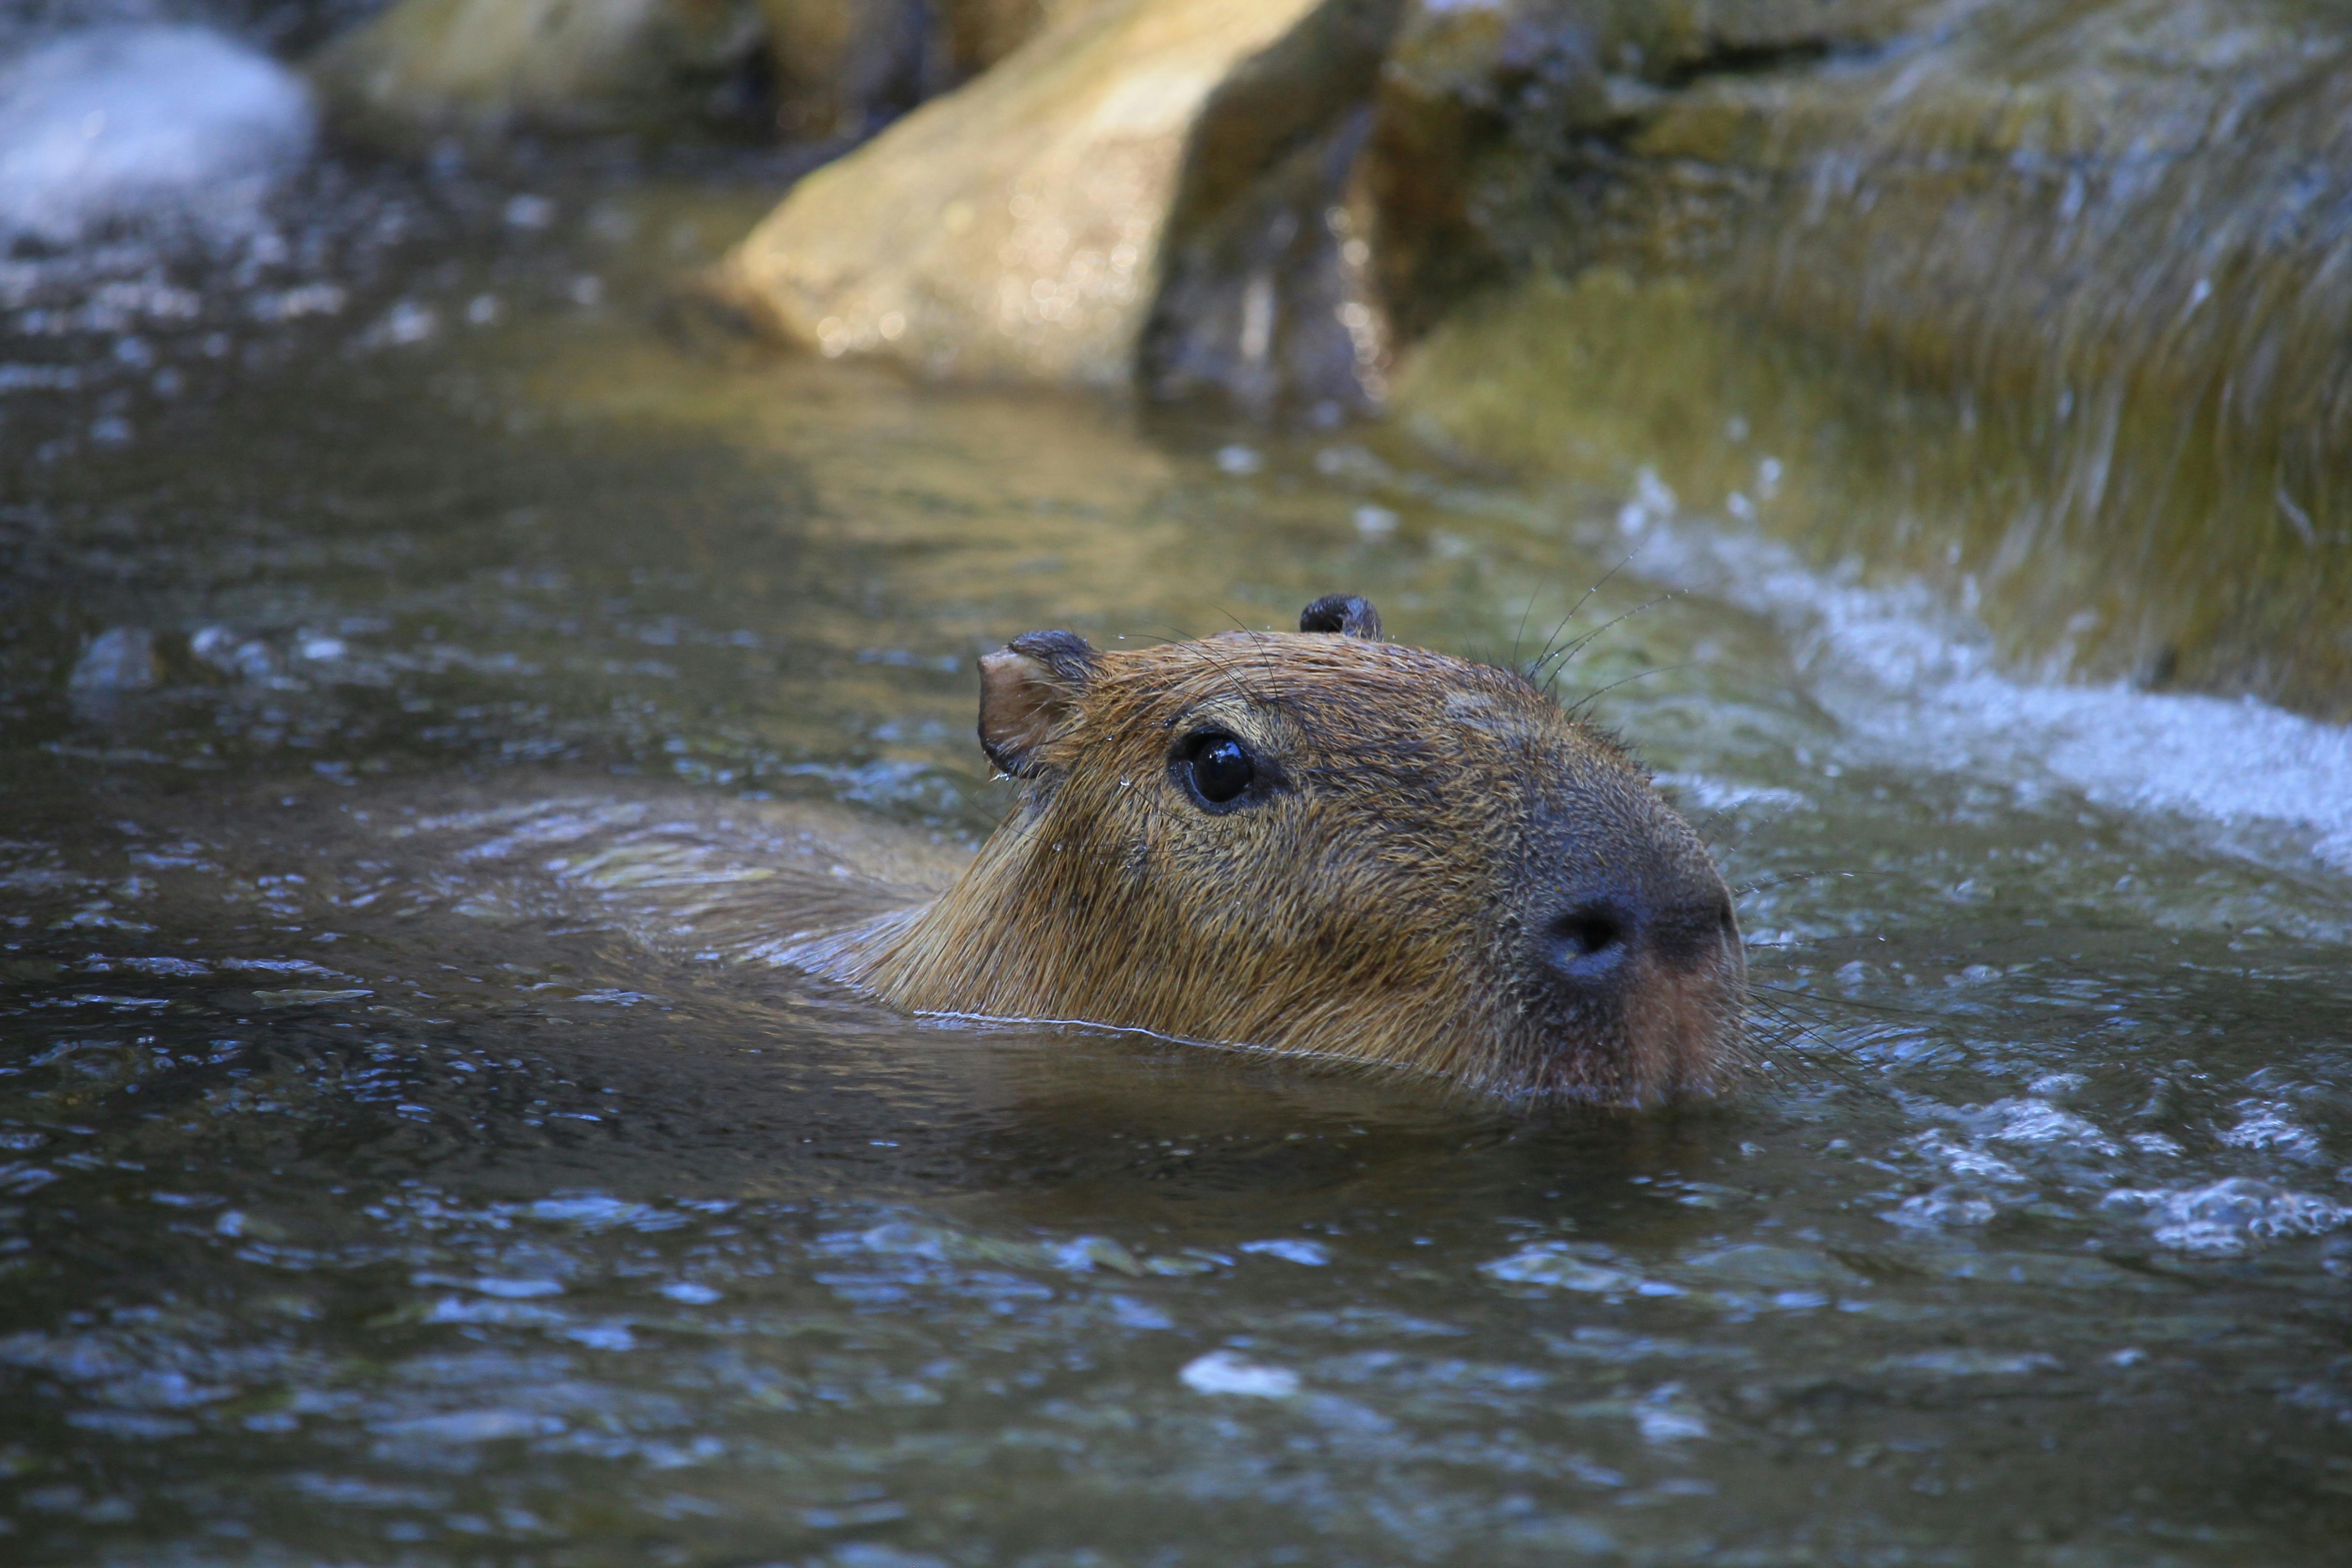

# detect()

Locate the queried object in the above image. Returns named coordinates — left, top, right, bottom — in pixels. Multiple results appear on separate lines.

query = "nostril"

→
left=1546, top=900, right=1632, bottom=977
left=1556, top=908, right=1624, bottom=958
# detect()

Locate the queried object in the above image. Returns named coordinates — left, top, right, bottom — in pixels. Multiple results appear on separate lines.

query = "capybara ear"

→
left=977, top=630, right=1102, bottom=777
left=1299, top=594, right=1383, bottom=640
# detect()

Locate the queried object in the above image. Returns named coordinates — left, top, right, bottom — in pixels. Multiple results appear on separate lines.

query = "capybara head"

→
left=817, top=596, right=1746, bottom=1105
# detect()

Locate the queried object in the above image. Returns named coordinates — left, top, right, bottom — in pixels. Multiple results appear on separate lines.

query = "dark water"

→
left=5, top=20, right=2352, bottom=1568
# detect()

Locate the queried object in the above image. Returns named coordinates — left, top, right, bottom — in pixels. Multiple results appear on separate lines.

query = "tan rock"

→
left=715, top=0, right=1346, bottom=389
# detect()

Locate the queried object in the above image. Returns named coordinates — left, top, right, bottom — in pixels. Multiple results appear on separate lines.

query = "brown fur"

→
left=788, top=617, right=1745, bottom=1105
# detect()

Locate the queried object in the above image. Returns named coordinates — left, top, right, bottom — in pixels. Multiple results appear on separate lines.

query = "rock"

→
left=750, top=1, right=1091, bottom=145
left=318, top=0, right=2352, bottom=707
left=1137, top=0, right=1404, bottom=417
left=755, top=0, right=939, bottom=143
left=1362, top=0, right=1609, bottom=337
left=1362, top=0, right=1936, bottom=337
left=308, top=0, right=1091, bottom=146
left=1380, top=0, right=2352, bottom=717
left=938, top=0, right=1099, bottom=76
left=307, top=0, right=768, bottom=140
left=714, top=0, right=1404, bottom=408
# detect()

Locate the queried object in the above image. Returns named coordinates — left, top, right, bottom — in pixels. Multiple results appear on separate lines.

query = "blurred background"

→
left=3, top=3, right=2352, bottom=1565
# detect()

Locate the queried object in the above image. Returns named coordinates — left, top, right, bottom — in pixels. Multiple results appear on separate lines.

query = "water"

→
left=5, top=19, right=2352, bottom=1568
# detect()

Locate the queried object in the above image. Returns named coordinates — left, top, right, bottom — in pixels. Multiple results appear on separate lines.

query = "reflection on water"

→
left=5, top=34, right=2352, bottom=1568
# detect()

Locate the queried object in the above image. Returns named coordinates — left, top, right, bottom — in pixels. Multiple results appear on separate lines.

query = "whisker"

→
left=1684, top=802, right=1809, bottom=852
left=1734, top=870, right=1853, bottom=898
left=1565, top=662, right=1694, bottom=719
left=1742, top=979, right=1947, bottom=1022
left=1735, top=1003, right=1862, bottom=1093
left=1508, top=588, right=1540, bottom=672
left=1523, top=544, right=1644, bottom=683
left=1156, top=617, right=1269, bottom=709
left=1534, top=592, right=1679, bottom=699
left=1206, top=602, right=1288, bottom=707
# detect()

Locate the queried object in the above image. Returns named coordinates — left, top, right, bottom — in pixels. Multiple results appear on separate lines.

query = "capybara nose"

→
left=1644, top=882, right=1741, bottom=968
left=1539, top=881, right=1737, bottom=997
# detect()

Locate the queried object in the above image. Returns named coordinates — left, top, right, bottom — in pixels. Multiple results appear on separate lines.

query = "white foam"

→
left=2101, top=1178, right=2350, bottom=1254
left=1178, top=1351, right=1299, bottom=1399
left=0, top=25, right=314, bottom=245
left=1616, top=473, right=2352, bottom=877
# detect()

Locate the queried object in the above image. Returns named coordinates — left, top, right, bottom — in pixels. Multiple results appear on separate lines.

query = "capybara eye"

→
left=1185, top=733, right=1255, bottom=805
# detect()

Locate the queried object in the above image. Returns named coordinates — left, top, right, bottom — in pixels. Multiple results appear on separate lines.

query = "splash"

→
left=0, top=25, right=315, bottom=245
left=1617, top=472, right=2352, bottom=877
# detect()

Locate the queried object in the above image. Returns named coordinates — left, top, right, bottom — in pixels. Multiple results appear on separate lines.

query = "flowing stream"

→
left=3, top=15, right=2350, bottom=1567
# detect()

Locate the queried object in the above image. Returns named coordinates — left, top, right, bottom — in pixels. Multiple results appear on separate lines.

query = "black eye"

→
left=1185, top=733, right=1255, bottom=806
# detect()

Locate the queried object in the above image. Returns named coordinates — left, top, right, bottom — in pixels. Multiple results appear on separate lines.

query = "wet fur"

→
left=789, top=628, right=1745, bottom=1105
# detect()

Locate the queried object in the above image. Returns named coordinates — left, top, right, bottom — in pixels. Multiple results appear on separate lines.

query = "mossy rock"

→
left=1394, top=270, right=2352, bottom=718
left=1370, top=0, right=2352, bottom=716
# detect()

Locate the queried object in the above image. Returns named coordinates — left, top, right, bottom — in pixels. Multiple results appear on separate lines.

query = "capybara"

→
left=789, top=595, right=1744, bottom=1104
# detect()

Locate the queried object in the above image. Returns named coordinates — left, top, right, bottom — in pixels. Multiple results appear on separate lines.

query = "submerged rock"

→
left=714, top=0, right=1403, bottom=407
